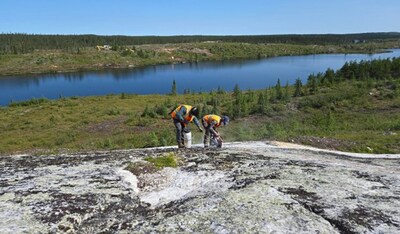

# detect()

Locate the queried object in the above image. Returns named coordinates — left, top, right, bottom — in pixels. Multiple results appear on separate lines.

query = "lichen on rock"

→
left=1, top=141, right=400, bottom=233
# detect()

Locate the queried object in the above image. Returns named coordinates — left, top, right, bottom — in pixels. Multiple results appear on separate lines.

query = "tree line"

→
left=1, top=32, right=400, bottom=54
left=141, top=56, right=400, bottom=120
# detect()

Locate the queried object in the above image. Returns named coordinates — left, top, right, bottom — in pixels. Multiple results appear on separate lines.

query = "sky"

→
left=1, top=0, right=399, bottom=36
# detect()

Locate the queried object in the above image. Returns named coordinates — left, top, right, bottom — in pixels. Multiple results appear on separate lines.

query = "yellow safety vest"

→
left=203, top=114, right=222, bottom=127
left=171, top=105, right=195, bottom=123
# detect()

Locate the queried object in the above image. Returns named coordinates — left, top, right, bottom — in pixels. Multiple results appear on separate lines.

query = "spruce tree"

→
left=233, top=84, right=241, bottom=99
left=171, top=80, right=177, bottom=96
left=307, top=74, right=317, bottom=94
left=256, top=92, right=266, bottom=114
left=294, top=78, right=303, bottom=97
left=275, top=79, right=283, bottom=100
left=324, top=68, right=335, bottom=84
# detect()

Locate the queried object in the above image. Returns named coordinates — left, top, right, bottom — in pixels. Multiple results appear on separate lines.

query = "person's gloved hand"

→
left=182, top=119, right=189, bottom=125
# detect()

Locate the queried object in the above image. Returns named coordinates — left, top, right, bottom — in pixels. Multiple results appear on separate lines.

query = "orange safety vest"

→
left=171, top=105, right=195, bottom=123
left=203, top=114, right=222, bottom=127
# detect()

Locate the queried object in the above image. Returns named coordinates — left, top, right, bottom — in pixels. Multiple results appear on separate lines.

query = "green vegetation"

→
left=171, top=80, right=177, bottom=96
left=2, top=33, right=400, bottom=54
left=124, top=152, right=179, bottom=176
left=1, top=58, right=400, bottom=155
left=1, top=33, right=400, bottom=76
left=144, top=152, right=180, bottom=168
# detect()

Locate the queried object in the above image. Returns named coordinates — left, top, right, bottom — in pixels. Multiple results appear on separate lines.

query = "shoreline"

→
left=1, top=47, right=400, bottom=107
left=1, top=42, right=399, bottom=78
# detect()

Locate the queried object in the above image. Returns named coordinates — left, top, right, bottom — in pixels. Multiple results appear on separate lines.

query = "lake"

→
left=1, top=49, right=400, bottom=106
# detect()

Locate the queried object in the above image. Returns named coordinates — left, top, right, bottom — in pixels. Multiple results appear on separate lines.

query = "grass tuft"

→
left=144, top=152, right=179, bottom=168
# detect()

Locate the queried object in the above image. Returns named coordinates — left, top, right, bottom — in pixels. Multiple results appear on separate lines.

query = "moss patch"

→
left=125, top=152, right=179, bottom=176
left=144, top=152, right=179, bottom=169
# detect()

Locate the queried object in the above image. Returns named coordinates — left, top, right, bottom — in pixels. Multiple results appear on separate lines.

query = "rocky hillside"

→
left=1, top=141, right=400, bottom=233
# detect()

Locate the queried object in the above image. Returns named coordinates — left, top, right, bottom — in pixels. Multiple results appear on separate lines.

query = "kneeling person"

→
left=202, top=114, right=229, bottom=148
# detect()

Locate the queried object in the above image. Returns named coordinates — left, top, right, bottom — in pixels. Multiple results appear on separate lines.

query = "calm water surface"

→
left=1, top=49, right=400, bottom=106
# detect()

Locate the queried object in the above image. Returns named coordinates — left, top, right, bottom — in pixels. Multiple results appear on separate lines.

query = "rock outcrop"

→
left=1, top=141, right=400, bottom=233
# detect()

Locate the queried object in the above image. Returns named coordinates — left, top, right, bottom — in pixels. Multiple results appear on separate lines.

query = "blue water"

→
left=1, top=49, right=400, bottom=106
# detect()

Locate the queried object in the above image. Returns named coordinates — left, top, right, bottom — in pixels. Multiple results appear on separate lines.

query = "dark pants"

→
left=173, top=119, right=190, bottom=145
left=202, top=120, right=222, bottom=147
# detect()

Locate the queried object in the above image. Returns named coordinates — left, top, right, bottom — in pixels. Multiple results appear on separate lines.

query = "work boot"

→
left=178, top=142, right=185, bottom=148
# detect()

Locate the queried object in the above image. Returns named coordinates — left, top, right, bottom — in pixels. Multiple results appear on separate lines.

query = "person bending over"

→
left=170, top=104, right=203, bottom=148
left=202, top=114, right=229, bottom=148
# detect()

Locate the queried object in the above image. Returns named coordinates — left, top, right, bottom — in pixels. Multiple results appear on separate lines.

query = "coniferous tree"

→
left=233, top=84, right=241, bottom=99
left=171, top=80, right=177, bottom=95
left=324, top=68, right=335, bottom=84
left=217, top=86, right=226, bottom=94
left=307, top=74, right=318, bottom=94
left=256, top=92, right=266, bottom=114
left=275, top=79, right=283, bottom=100
left=2, top=33, right=400, bottom=55
left=339, top=62, right=350, bottom=79
left=294, top=78, right=303, bottom=97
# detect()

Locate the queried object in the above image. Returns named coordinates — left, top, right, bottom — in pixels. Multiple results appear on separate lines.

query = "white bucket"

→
left=183, top=132, right=192, bottom=148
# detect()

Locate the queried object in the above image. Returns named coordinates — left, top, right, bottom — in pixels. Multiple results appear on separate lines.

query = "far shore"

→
left=1, top=41, right=399, bottom=77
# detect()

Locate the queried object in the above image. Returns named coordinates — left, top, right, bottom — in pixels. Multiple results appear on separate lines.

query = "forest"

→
left=1, top=32, right=400, bottom=54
